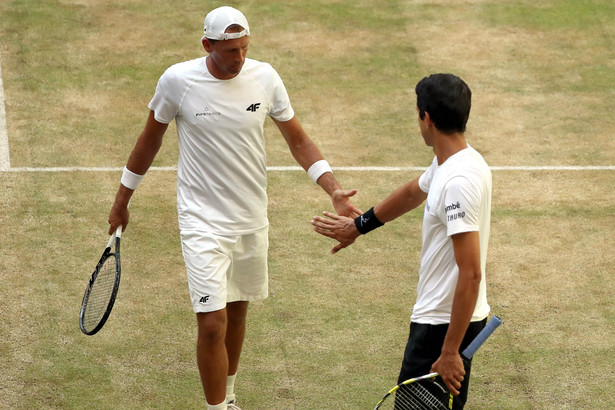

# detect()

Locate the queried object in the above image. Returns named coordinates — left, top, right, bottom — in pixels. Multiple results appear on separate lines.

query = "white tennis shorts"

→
left=180, top=227, right=269, bottom=313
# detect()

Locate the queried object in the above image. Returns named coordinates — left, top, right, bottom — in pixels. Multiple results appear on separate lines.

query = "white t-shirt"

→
left=148, top=57, right=295, bottom=234
left=411, top=146, right=492, bottom=325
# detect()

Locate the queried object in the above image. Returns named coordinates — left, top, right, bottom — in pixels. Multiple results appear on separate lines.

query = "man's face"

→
left=204, top=35, right=249, bottom=80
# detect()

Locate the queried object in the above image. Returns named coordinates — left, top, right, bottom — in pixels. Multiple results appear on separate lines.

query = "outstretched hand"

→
left=311, top=211, right=361, bottom=253
left=331, top=189, right=362, bottom=218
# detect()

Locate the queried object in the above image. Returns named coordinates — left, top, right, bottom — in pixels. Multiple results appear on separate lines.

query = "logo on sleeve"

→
left=445, top=201, right=466, bottom=222
left=199, top=295, right=210, bottom=304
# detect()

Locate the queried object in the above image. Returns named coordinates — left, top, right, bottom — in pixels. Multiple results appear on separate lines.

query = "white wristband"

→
left=307, top=160, right=332, bottom=184
left=120, top=166, right=145, bottom=190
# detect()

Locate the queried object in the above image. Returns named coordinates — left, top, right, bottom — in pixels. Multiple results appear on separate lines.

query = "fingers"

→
left=311, top=216, right=341, bottom=240
left=312, top=211, right=335, bottom=222
left=340, top=188, right=357, bottom=198
left=108, top=222, right=126, bottom=235
left=312, top=225, right=337, bottom=239
left=331, top=188, right=362, bottom=218
left=321, top=210, right=340, bottom=219
left=431, top=356, right=465, bottom=397
left=331, top=239, right=354, bottom=254
left=349, top=206, right=363, bottom=218
left=311, top=212, right=341, bottom=229
left=443, top=375, right=463, bottom=396
left=432, top=368, right=463, bottom=396
left=108, top=209, right=129, bottom=235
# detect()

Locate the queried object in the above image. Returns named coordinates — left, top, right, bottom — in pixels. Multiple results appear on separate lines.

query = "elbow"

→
left=459, top=267, right=482, bottom=290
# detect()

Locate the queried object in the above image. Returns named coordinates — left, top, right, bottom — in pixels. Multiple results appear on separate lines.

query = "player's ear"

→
left=423, top=111, right=433, bottom=127
left=202, top=38, right=213, bottom=53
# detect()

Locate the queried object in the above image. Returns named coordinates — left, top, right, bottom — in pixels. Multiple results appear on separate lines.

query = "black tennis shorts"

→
left=398, top=318, right=487, bottom=409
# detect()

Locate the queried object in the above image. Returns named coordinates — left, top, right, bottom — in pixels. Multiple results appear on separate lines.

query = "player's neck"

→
left=205, top=56, right=240, bottom=80
left=433, top=132, right=467, bottom=165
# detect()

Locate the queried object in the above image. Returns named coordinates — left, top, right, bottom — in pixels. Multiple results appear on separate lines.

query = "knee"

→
left=196, top=311, right=226, bottom=343
left=226, top=301, right=248, bottom=328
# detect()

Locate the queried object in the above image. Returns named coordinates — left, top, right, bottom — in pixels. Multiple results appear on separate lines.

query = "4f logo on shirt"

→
left=199, top=295, right=210, bottom=304
left=246, top=103, right=261, bottom=112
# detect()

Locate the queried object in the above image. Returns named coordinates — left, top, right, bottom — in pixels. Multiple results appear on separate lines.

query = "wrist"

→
left=307, top=160, right=332, bottom=184
left=354, top=207, right=384, bottom=234
left=120, top=166, right=145, bottom=190
left=440, top=346, right=460, bottom=356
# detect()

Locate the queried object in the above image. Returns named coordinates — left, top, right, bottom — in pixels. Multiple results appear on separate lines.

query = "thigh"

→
left=398, top=322, right=449, bottom=383
left=180, top=230, right=234, bottom=313
left=227, top=227, right=269, bottom=303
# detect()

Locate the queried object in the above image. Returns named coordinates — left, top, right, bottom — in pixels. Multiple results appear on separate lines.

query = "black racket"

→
left=79, top=226, right=123, bottom=335
left=374, top=315, right=502, bottom=409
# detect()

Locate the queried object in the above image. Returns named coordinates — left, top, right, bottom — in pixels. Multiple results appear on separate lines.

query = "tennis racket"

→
left=374, top=315, right=502, bottom=410
left=79, top=226, right=123, bottom=335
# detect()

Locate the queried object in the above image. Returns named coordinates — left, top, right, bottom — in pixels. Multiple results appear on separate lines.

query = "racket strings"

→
left=393, top=381, right=449, bottom=410
left=82, top=256, right=117, bottom=332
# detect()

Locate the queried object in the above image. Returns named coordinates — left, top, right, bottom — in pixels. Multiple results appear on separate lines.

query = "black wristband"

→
left=354, top=207, right=384, bottom=234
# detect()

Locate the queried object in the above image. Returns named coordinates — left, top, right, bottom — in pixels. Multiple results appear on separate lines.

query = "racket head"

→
left=375, top=374, right=452, bottom=410
left=79, top=227, right=122, bottom=335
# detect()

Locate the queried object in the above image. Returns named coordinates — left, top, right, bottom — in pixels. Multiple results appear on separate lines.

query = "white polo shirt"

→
left=412, top=146, right=492, bottom=325
left=148, top=57, right=295, bottom=235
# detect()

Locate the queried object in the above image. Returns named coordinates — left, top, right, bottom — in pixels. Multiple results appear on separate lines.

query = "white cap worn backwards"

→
left=202, top=6, right=250, bottom=41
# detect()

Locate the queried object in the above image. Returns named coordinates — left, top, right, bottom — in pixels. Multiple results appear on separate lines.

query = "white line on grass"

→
left=1, top=51, right=613, bottom=174
left=0, top=52, right=11, bottom=171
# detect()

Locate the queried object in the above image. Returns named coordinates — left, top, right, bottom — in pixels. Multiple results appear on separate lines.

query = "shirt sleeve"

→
left=418, top=157, right=438, bottom=193
left=442, top=176, right=481, bottom=236
left=267, top=66, right=295, bottom=122
left=148, top=66, right=181, bottom=124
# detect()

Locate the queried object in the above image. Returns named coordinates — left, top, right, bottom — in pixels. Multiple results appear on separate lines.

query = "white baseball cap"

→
left=202, top=6, right=250, bottom=41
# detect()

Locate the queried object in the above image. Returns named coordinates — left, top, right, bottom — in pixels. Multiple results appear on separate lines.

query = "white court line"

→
left=5, top=165, right=615, bottom=172
left=0, top=50, right=615, bottom=172
left=0, top=52, right=11, bottom=171
left=1, top=54, right=613, bottom=174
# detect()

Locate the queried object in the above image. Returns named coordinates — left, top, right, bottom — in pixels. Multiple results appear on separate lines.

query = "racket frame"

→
left=79, top=226, right=122, bottom=335
left=376, top=373, right=451, bottom=409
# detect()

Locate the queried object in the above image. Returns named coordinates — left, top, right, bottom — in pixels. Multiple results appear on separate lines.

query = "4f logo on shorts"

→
left=246, top=103, right=261, bottom=112
left=199, top=295, right=210, bottom=304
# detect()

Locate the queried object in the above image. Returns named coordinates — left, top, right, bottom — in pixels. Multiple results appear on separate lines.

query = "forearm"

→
left=115, top=131, right=162, bottom=201
left=274, top=116, right=359, bottom=217
left=113, top=184, right=134, bottom=208
left=122, top=110, right=167, bottom=176
left=443, top=231, right=482, bottom=354
left=373, top=178, right=426, bottom=223
left=441, top=271, right=480, bottom=355
left=314, top=171, right=341, bottom=196
left=125, top=134, right=164, bottom=175
left=275, top=116, right=324, bottom=171
left=108, top=111, right=166, bottom=233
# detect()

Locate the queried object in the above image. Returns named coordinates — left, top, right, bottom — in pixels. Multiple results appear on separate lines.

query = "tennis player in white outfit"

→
left=107, top=7, right=360, bottom=410
left=311, top=74, right=492, bottom=409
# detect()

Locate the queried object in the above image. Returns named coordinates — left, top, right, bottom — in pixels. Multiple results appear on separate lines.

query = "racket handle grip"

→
left=462, top=315, right=502, bottom=360
left=106, top=225, right=123, bottom=247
